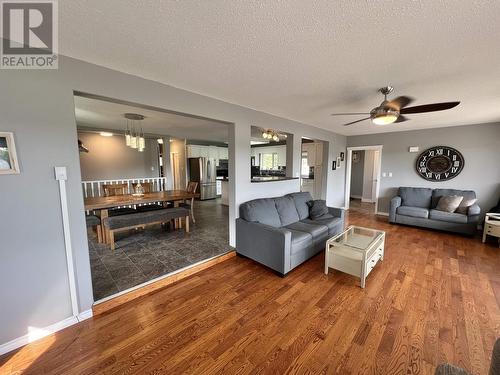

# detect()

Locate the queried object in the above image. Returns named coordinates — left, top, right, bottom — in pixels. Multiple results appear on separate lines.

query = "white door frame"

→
left=344, top=145, right=383, bottom=214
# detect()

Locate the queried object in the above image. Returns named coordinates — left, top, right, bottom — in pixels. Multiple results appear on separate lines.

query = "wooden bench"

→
left=102, top=207, right=190, bottom=250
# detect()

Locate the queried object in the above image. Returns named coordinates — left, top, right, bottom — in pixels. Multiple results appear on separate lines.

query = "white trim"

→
left=0, top=316, right=78, bottom=356
left=345, top=145, right=383, bottom=213
left=55, top=167, right=79, bottom=317
left=350, top=195, right=362, bottom=200
left=376, top=211, right=389, bottom=217
left=361, top=198, right=376, bottom=203
left=77, top=309, right=93, bottom=322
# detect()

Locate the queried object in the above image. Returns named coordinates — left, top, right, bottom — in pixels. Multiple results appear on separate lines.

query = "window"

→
left=260, top=153, right=278, bottom=170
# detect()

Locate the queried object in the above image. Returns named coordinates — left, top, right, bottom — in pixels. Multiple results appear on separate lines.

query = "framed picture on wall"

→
left=340, top=152, right=345, bottom=161
left=332, top=160, right=336, bottom=170
left=0, top=132, right=20, bottom=175
left=336, top=156, right=342, bottom=169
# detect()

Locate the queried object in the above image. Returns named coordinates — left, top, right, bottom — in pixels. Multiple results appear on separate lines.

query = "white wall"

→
left=78, top=132, right=159, bottom=180
left=348, top=123, right=500, bottom=213
left=0, top=55, right=346, bottom=348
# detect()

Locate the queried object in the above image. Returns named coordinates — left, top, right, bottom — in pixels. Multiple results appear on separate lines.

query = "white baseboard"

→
left=350, top=195, right=362, bottom=200
left=0, top=309, right=93, bottom=356
left=376, top=211, right=389, bottom=216
left=361, top=198, right=376, bottom=203
left=78, top=309, right=93, bottom=322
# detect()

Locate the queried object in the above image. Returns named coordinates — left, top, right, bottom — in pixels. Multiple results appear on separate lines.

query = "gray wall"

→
left=0, top=55, right=346, bottom=346
left=78, top=132, right=159, bottom=180
left=350, top=150, right=365, bottom=197
left=347, top=123, right=500, bottom=213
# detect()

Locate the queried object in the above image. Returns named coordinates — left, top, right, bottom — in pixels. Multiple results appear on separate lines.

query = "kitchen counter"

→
left=251, top=176, right=299, bottom=183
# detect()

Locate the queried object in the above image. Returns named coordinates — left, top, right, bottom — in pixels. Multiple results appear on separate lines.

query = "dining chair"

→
left=179, top=181, right=198, bottom=223
left=103, top=183, right=129, bottom=196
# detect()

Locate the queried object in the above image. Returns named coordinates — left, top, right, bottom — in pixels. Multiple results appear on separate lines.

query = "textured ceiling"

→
left=74, top=96, right=229, bottom=142
left=61, top=1, right=500, bottom=136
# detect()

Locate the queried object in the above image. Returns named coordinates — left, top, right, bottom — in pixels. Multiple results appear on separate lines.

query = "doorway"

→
left=345, top=145, right=383, bottom=215
left=300, top=138, right=327, bottom=200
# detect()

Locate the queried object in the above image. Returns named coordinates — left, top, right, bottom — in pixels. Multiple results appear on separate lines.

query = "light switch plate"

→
left=382, top=172, right=387, bottom=177
left=54, top=166, right=67, bottom=181
left=388, top=172, right=393, bottom=177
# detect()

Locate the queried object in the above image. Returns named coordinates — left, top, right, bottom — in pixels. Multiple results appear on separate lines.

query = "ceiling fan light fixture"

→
left=371, top=108, right=399, bottom=125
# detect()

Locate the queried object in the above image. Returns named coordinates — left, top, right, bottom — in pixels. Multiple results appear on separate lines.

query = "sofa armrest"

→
left=389, top=196, right=402, bottom=223
left=467, top=204, right=480, bottom=216
left=328, top=207, right=345, bottom=221
left=236, top=219, right=292, bottom=274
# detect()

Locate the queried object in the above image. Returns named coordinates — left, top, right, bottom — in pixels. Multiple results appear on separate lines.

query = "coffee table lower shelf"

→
left=324, top=226, right=385, bottom=288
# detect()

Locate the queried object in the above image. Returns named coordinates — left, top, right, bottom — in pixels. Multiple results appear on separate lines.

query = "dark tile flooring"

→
left=88, top=198, right=232, bottom=301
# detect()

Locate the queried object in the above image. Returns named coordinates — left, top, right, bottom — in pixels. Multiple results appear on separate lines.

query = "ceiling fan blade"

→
left=400, top=101, right=460, bottom=114
left=343, top=117, right=371, bottom=126
left=331, top=112, right=370, bottom=116
left=387, top=96, right=414, bottom=110
left=394, top=115, right=409, bottom=123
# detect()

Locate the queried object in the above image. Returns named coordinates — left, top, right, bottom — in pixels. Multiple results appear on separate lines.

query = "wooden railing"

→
left=82, top=177, right=167, bottom=214
left=81, top=177, right=168, bottom=199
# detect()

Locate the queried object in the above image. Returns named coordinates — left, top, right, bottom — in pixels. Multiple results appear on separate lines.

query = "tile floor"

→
left=87, top=198, right=231, bottom=301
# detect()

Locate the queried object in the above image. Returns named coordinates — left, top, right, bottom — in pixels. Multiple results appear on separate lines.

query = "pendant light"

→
left=125, top=119, right=131, bottom=146
left=124, top=113, right=145, bottom=151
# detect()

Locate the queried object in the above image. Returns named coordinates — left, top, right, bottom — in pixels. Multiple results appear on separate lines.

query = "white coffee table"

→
left=325, top=225, right=385, bottom=288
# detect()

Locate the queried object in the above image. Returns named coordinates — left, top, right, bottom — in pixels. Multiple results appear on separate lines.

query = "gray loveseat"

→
left=389, top=187, right=480, bottom=235
left=236, top=192, right=345, bottom=275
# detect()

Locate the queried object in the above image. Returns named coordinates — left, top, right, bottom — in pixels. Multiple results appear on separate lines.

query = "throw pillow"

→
left=455, top=197, right=477, bottom=215
left=307, top=200, right=329, bottom=220
left=436, top=195, right=463, bottom=213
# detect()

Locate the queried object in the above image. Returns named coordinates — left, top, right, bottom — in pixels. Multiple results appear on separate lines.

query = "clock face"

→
left=416, top=146, right=464, bottom=181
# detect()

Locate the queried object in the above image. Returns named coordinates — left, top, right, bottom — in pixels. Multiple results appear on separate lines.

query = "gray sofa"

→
left=389, top=187, right=480, bottom=235
left=236, top=192, right=345, bottom=275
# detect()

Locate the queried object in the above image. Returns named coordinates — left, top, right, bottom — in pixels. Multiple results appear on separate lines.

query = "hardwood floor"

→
left=1, top=212, right=500, bottom=374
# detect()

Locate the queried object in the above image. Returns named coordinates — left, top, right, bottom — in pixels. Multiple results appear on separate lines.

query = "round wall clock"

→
left=415, top=146, right=464, bottom=181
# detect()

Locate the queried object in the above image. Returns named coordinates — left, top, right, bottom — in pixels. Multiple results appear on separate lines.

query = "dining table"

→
left=84, top=190, right=198, bottom=244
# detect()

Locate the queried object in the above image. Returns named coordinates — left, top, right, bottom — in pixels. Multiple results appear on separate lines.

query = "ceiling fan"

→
left=331, top=86, right=460, bottom=126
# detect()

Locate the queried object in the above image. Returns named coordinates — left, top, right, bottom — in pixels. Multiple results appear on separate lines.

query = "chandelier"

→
left=124, top=113, right=146, bottom=152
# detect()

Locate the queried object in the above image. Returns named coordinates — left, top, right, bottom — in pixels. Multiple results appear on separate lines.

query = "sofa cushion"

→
left=285, top=221, right=328, bottom=242
left=396, top=206, right=429, bottom=219
left=286, top=192, right=313, bottom=220
left=289, top=229, right=313, bottom=255
left=429, top=209, right=468, bottom=224
left=455, top=198, right=478, bottom=215
left=431, top=189, right=476, bottom=209
left=435, top=195, right=463, bottom=213
left=275, top=196, right=300, bottom=226
left=301, top=215, right=343, bottom=235
left=399, top=187, right=433, bottom=208
left=239, top=198, right=281, bottom=228
left=307, top=199, right=329, bottom=220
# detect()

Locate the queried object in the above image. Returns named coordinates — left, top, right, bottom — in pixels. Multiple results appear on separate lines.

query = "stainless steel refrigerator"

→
left=188, top=157, right=217, bottom=200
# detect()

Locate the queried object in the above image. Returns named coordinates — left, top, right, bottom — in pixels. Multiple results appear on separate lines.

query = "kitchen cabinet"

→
left=186, top=145, right=228, bottom=162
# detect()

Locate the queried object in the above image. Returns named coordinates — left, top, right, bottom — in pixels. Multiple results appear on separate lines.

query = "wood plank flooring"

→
left=1, top=212, right=500, bottom=374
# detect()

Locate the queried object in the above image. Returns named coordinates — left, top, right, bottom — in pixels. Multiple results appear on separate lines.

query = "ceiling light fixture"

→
left=157, top=138, right=164, bottom=144
left=370, top=107, right=399, bottom=125
left=124, top=113, right=146, bottom=151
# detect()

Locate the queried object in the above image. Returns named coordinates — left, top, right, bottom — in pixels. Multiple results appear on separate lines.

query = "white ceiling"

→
left=74, top=96, right=229, bottom=142
left=62, top=1, right=500, bottom=136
